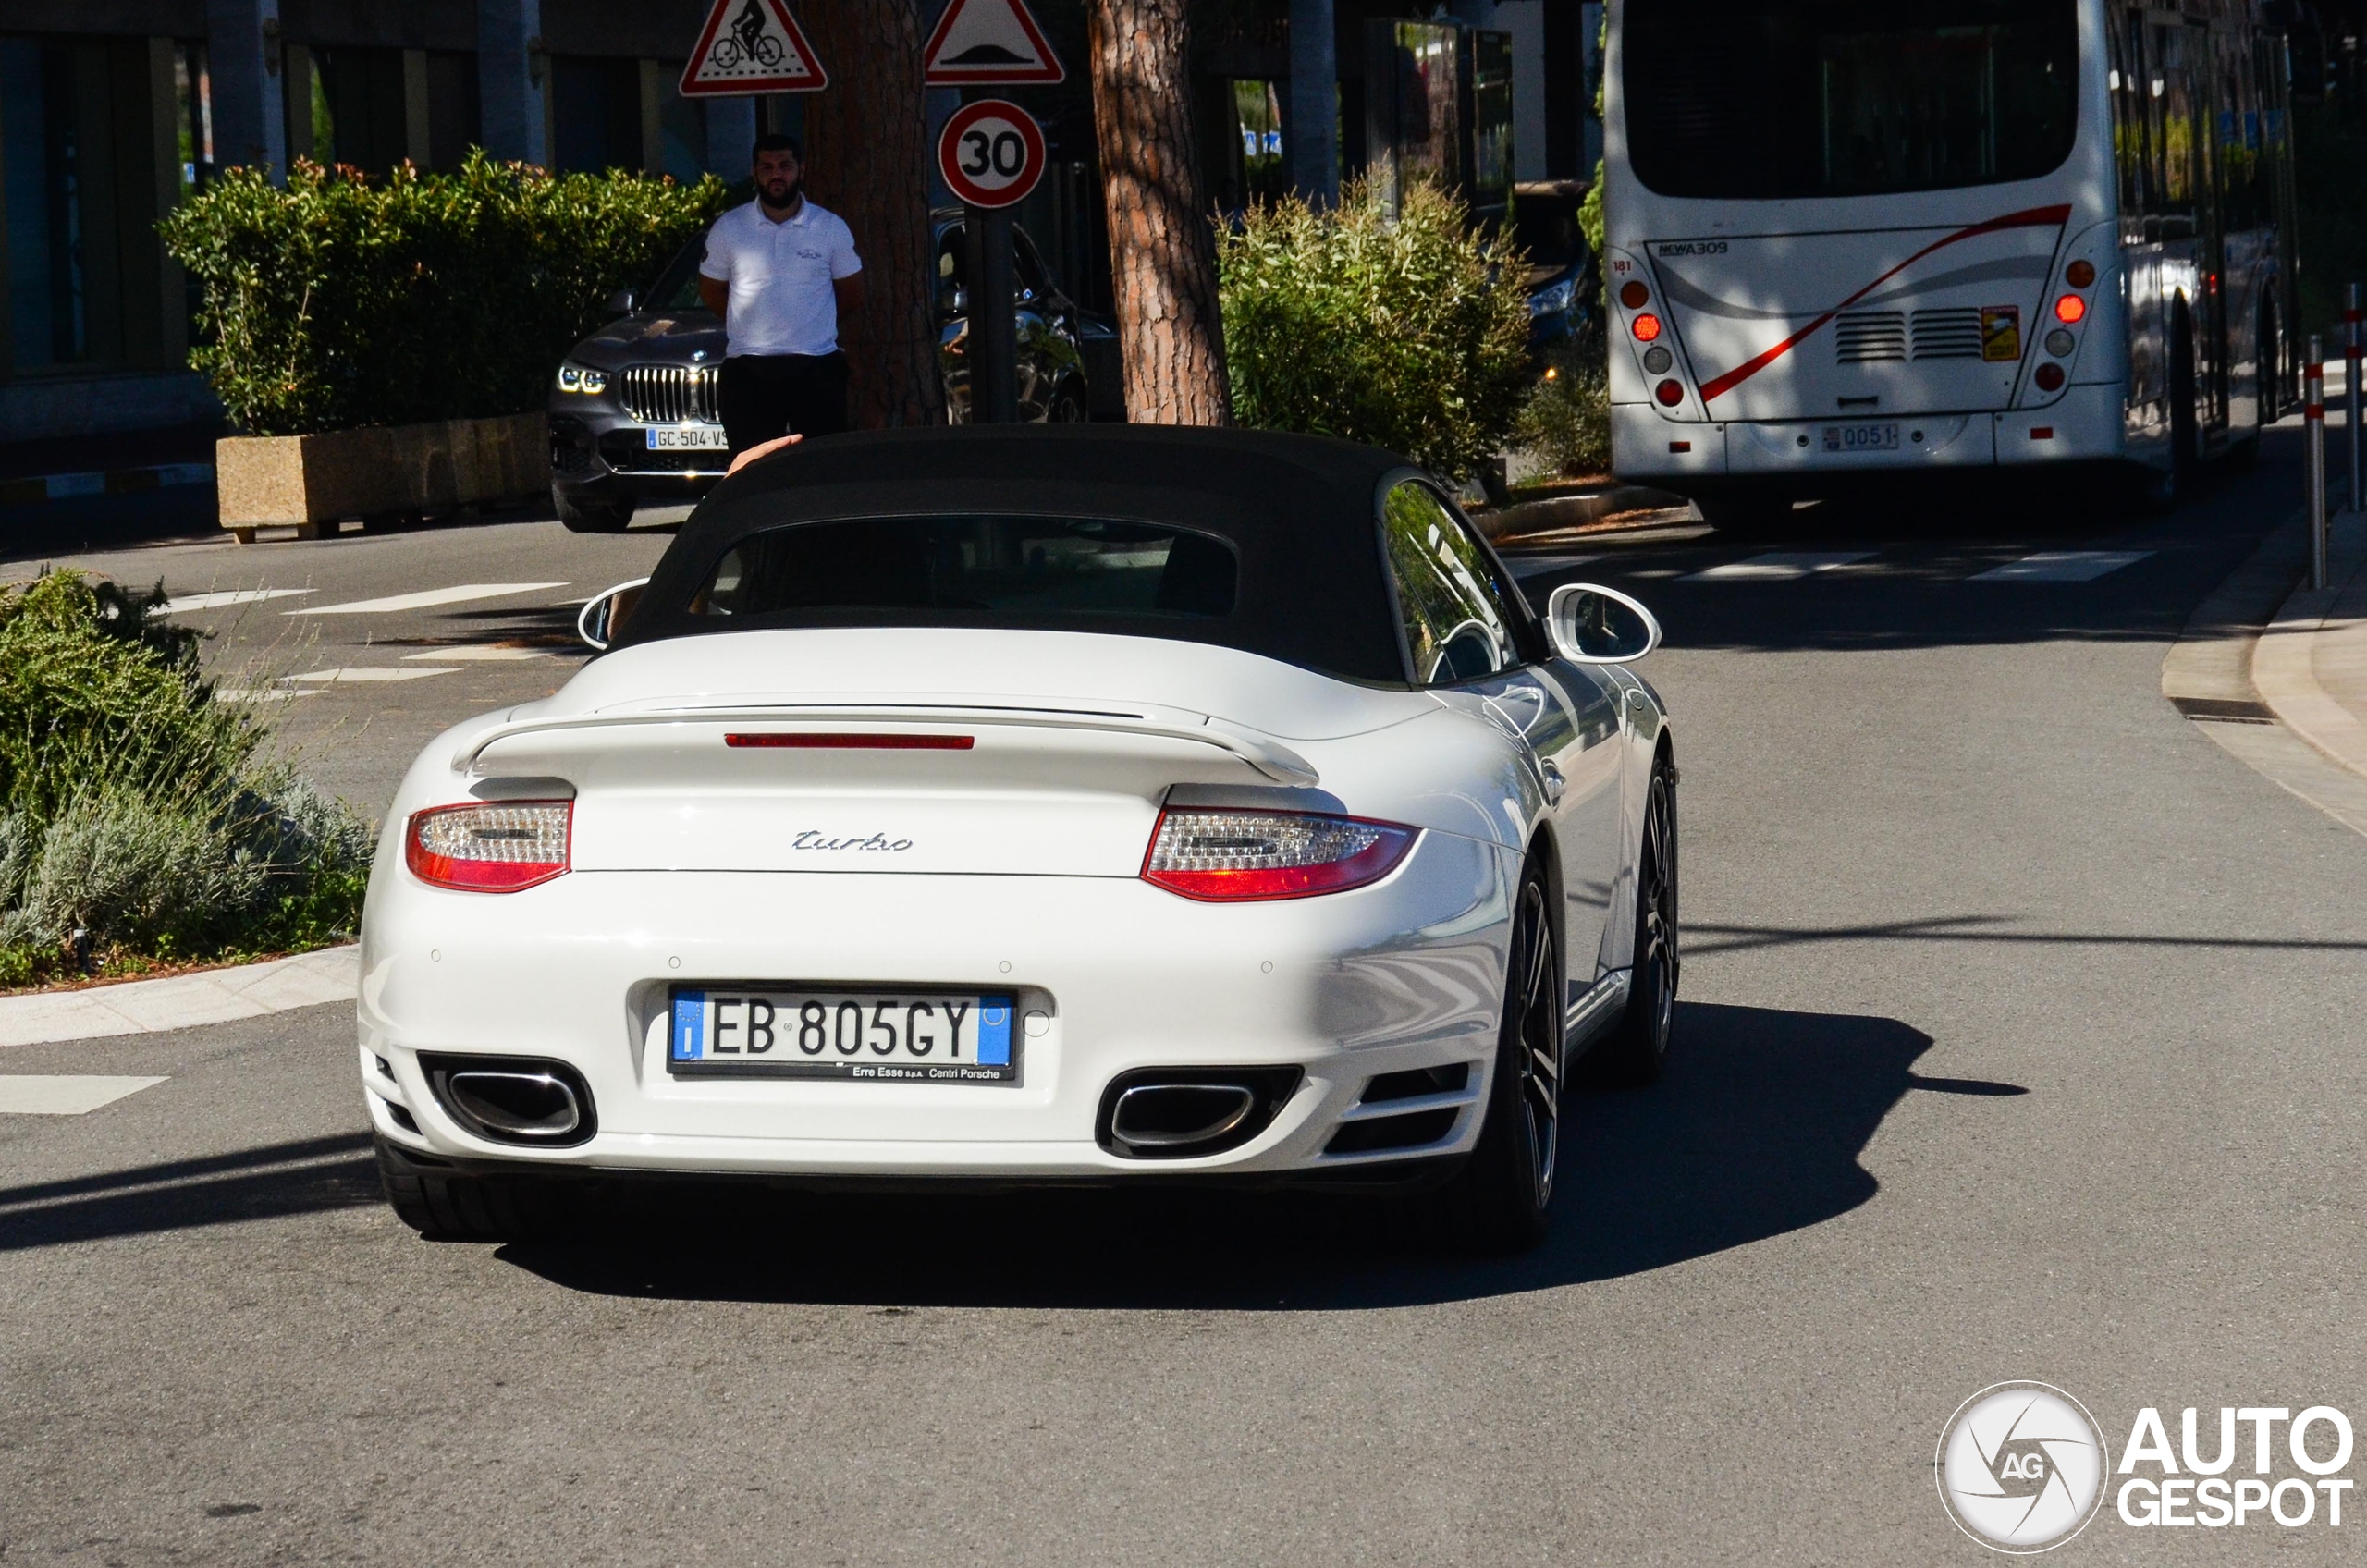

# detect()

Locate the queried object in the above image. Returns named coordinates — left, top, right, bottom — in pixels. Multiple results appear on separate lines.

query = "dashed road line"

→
left=286, top=582, right=566, bottom=615
left=1685, top=551, right=1875, bottom=582
left=0, top=1076, right=167, bottom=1115
left=1970, top=550, right=2153, bottom=582
left=162, top=588, right=314, bottom=613
left=288, top=667, right=459, bottom=683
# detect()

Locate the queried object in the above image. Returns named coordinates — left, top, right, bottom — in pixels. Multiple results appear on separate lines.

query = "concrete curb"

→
left=2162, top=508, right=2367, bottom=839
left=2252, top=510, right=2367, bottom=780
left=0, top=946, right=357, bottom=1049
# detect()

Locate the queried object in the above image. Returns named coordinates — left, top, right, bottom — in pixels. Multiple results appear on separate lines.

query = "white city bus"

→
left=1601, top=0, right=2299, bottom=523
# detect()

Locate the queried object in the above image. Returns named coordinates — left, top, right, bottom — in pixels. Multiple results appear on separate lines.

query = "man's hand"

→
left=727, top=433, right=803, bottom=476
left=698, top=276, right=729, bottom=319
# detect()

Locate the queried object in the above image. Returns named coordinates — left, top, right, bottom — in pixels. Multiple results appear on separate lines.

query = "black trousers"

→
left=718, top=352, right=850, bottom=454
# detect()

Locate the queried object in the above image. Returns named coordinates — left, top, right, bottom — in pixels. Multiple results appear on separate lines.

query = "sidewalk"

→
left=2253, top=509, right=2367, bottom=784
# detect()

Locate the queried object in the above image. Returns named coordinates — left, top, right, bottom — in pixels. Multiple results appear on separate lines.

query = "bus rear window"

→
left=1624, top=0, right=2079, bottom=201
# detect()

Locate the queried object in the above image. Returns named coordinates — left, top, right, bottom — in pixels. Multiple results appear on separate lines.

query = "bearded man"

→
left=698, top=133, right=865, bottom=453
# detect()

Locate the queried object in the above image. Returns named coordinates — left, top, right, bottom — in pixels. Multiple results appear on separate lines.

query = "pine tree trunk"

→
left=801, top=0, right=945, bottom=428
left=1087, top=0, right=1231, bottom=424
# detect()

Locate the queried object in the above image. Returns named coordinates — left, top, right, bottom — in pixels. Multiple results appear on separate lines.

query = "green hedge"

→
left=1217, top=181, right=1533, bottom=480
left=162, top=153, right=728, bottom=436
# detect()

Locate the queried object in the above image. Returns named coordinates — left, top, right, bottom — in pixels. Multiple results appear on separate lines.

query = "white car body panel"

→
left=360, top=624, right=1664, bottom=1180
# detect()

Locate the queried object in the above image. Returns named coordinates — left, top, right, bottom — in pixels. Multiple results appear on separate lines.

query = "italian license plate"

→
left=1822, top=422, right=1900, bottom=453
left=645, top=424, right=728, bottom=450
left=668, top=987, right=1019, bottom=1082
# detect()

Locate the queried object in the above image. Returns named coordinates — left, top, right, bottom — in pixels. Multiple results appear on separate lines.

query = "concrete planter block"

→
left=215, top=411, right=549, bottom=541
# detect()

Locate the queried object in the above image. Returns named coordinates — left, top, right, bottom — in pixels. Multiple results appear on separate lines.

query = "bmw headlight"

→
left=556, top=361, right=609, bottom=395
left=1529, top=277, right=1577, bottom=319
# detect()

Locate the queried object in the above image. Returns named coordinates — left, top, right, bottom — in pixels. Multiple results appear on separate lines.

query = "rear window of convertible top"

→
left=692, top=514, right=1239, bottom=624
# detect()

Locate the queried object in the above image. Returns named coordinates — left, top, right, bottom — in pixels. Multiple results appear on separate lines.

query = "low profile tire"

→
left=1433, top=859, right=1563, bottom=1253
left=555, top=485, right=633, bottom=534
left=375, top=1133, right=565, bottom=1243
left=1049, top=384, right=1088, bottom=423
left=1584, top=752, right=1680, bottom=1087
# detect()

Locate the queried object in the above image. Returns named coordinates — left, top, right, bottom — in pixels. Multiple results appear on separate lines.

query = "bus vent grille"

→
left=1834, top=312, right=1907, bottom=363
left=1912, top=309, right=1986, bottom=360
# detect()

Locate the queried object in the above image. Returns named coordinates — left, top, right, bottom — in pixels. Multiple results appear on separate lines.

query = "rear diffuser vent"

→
left=1325, top=1108, right=1459, bottom=1157
left=1912, top=308, right=1985, bottom=361
left=1360, top=1063, right=1471, bottom=1104
left=1834, top=311, right=1907, bottom=364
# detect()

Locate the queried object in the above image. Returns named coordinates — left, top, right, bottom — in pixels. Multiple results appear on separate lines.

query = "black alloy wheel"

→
left=555, top=485, right=634, bottom=534
left=1049, top=384, right=1088, bottom=423
left=1586, top=753, right=1680, bottom=1086
left=1435, top=859, right=1562, bottom=1252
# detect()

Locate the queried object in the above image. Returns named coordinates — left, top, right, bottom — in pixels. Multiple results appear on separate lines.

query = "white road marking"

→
left=1686, top=551, right=1875, bottom=582
left=1510, top=554, right=1602, bottom=578
left=0, top=1075, right=167, bottom=1114
left=400, top=645, right=551, bottom=661
left=286, top=582, right=566, bottom=615
left=288, top=667, right=459, bottom=682
left=1969, top=550, right=2153, bottom=582
left=162, top=588, right=314, bottom=613
left=214, top=689, right=317, bottom=703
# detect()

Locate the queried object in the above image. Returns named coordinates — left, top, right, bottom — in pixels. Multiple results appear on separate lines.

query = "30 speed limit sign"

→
left=938, top=100, right=1047, bottom=209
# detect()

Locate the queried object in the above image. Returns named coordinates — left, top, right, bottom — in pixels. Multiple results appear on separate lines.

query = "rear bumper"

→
left=1611, top=382, right=2128, bottom=482
left=357, top=840, right=1516, bottom=1180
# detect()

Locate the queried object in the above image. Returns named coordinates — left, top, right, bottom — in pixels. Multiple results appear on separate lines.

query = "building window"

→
left=552, top=55, right=643, bottom=173
left=3, top=37, right=90, bottom=369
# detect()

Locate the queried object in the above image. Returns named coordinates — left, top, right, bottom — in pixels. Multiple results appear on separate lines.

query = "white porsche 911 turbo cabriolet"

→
left=361, top=426, right=1677, bottom=1250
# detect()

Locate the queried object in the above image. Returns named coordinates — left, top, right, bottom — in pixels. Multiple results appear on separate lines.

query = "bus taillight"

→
left=2066, top=259, right=2097, bottom=288
left=1620, top=280, right=1650, bottom=309
left=1654, top=379, right=1685, bottom=407
left=1633, top=312, right=1664, bottom=342
left=2035, top=363, right=2067, bottom=392
left=2054, top=294, right=2087, bottom=325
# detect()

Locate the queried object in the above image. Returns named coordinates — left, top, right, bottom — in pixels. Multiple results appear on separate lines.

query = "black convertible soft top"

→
left=614, top=425, right=1424, bottom=684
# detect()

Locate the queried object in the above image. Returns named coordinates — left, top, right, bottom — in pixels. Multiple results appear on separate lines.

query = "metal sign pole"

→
left=965, top=202, right=1020, bottom=423
left=2306, top=338, right=2327, bottom=592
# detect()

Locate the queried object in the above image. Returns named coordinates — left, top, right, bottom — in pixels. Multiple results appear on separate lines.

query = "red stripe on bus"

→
left=1693, top=204, right=2074, bottom=404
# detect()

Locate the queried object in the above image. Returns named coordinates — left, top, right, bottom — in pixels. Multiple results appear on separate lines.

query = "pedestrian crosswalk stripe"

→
left=286, top=582, right=566, bottom=615
left=0, top=1075, right=167, bottom=1115
left=1969, top=550, right=2152, bottom=582
left=1510, top=554, right=1601, bottom=578
left=400, top=645, right=552, bottom=661
left=1685, top=551, right=1874, bottom=582
left=288, top=667, right=459, bottom=682
left=162, top=588, right=314, bottom=613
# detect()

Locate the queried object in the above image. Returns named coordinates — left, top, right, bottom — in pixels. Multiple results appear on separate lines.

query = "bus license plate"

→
left=646, top=424, right=728, bottom=450
left=668, top=987, right=1018, bottom=1082
left=1822, top=423, right=1899, bottom=454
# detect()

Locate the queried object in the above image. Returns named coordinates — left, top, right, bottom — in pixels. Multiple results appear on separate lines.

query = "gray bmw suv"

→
left=548, top=214, right=1116, bottom=533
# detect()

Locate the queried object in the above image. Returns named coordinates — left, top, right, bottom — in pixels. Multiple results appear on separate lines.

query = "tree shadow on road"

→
left=501, top=1001, right=2021, bottom=1311
left=0, top=1133, right=378, bottom=1252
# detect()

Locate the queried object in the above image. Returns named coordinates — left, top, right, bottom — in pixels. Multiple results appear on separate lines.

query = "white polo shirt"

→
left=698, top=199, right=863, bottom=359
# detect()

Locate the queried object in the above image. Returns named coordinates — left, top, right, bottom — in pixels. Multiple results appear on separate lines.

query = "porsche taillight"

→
left=1141, top=809, right=1416, bottom=901
left=407, top=802, right=572, bottom=892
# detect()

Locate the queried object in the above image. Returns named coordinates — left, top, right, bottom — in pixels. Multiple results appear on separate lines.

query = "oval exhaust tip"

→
left=1110, top=1083, right=1257, bottom=1150
left=447, top=1071, right=581, bottom=1139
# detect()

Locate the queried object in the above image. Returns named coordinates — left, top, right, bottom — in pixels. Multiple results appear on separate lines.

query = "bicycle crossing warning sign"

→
left=681, top=0, right=828, bottom=95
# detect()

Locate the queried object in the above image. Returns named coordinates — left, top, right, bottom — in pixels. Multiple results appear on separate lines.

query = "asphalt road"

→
left=6, top=435, right=2366, bottom=1565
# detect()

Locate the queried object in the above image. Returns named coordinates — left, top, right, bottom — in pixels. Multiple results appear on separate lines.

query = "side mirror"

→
left=577, top=577, right=649, bottom=652
left=1545, top=582, right=1662, bottom=664
left=604, top=288, right=635, bottom=314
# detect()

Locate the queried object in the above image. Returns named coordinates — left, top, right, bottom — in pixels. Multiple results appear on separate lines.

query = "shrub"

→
left=161, top=153, right=729, bottom=435
left=1217, top=180, right=1534, bottom=479
left=0, top=573, right=373, bottom=986
left=1515, top=347, right=1612, bottom=479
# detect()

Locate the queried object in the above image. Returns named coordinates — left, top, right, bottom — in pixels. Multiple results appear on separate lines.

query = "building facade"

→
left=0, top=0, right=1598, bottom=446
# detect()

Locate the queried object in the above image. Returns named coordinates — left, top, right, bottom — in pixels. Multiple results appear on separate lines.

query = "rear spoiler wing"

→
left=452, top=702, right=1320, bottom=787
